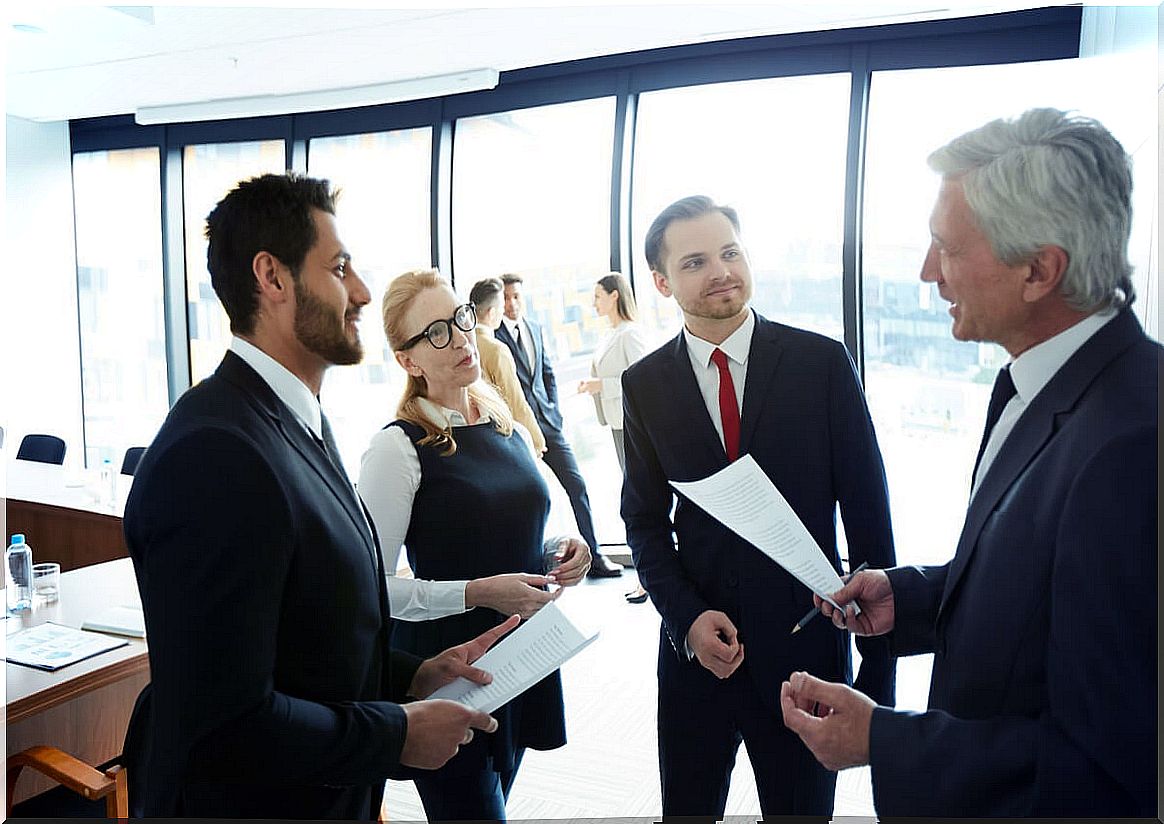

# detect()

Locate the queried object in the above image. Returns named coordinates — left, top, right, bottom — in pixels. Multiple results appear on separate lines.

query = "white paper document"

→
left=5, top=622, right=128, bottom=671
left=671, top=455, right=855, bottom=612
left=82, top=605, right=146, bottom=638
left=427, top=601, right=598, bottom=714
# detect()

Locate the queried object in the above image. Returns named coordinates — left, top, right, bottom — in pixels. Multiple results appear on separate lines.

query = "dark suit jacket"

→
left=496, top=317, right=563, bottom=431
left=621, top=313, right=896, bottom=716
left=122, top=351, right=422, bottom=819
left=869, top=309, right=1159, bottom=817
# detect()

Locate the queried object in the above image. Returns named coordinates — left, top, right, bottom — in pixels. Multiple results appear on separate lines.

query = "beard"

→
left=293, top=278, right=363, bottom=366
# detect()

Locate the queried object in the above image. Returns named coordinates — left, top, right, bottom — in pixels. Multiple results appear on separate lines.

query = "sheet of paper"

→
left=5, top=621, right=128, bottom=671
left=671, top=455, right=855, bottom=612
left=428, top=601, right=598, bottom=713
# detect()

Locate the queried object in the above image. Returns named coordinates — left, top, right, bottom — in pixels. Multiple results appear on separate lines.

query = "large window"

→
left=452, top=98, right=622, bottom=545
left=72, top=148, right=168, bottom=468
left=861, top=56, right=1138, bottom=710
left=631, top=73, right=852, bottom=343
left=307, top=127, right=434, bottom=473
left=184, top=140, right=286, bottom=383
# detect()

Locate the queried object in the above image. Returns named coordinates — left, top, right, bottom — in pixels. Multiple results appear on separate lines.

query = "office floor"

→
left=382, top=570, right=881, bottom=821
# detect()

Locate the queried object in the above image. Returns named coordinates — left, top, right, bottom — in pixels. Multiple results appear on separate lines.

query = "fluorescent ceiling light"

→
left=134, top=68, right=499, bottom=125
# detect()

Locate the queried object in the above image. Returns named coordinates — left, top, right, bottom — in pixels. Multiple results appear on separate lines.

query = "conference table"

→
left=6, top=459, right=132, bottom=571
left=5, top=557, right=148, bottom=804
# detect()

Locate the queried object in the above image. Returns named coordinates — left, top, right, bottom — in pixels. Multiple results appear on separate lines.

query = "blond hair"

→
left=382, top=269, right=514, bottom=455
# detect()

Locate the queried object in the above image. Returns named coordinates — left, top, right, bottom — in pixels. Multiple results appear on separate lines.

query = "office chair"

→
left=120, top=447, right=147, bottom=477
left=6, top=745, right=127, bottom=818
left=16, top=434, right=67, bottom=465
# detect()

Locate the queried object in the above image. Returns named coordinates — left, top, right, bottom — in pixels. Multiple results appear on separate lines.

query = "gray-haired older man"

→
left=781, top=108, right=1158, bottom=817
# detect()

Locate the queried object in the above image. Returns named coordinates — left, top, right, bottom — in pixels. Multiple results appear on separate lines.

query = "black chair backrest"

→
left=17, top=434, right=66, bottom=465
left=120, top=447, right=147, bottom=477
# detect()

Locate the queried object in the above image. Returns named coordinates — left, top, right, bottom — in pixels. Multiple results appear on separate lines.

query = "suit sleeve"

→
left=870, top=425, right=1157, bottom=816
left=621, top=369, right=710, bottom=657
left=133, top=428, right=409, bottom=786
left=538, top=325, right=559, bottom=407
left=826, top=342, right=896, bottom=705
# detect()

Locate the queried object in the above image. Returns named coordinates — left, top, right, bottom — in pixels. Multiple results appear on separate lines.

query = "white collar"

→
left=1008, top=309, right=1117, bottom=404
left=501, top=316, right=523, bottom=336
left=683, top=309, right=755, bottom=368
left=416, top=396, right=492, bottom=429
left=230, top=336, right=322, bottom=439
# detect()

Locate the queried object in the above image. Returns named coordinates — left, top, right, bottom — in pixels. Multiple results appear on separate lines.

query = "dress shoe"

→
left=625, top=587, right=649, bottom=604
left=587, top=554, right=623, bottom=578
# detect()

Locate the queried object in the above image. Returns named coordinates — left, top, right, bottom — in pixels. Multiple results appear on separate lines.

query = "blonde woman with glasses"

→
left=357, top=269, right=590, bottom=822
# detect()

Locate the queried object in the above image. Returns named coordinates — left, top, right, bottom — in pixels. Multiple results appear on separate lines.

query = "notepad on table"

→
left=81, top=605, right=146, bottom=638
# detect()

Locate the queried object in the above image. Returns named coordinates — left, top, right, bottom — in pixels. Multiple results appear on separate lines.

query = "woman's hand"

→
left=544, top=536, right=591, bottom=587
left=577, top=378, right=602, bottom=395
left=465, top=573, right=559, bottom=619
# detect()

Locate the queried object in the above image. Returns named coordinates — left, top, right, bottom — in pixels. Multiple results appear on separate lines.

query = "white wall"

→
left=3, top=116, right=84, bottom=470
left=1079, top=5, right=1159, bottom=339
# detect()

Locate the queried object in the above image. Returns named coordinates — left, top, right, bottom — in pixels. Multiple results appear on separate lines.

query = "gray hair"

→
left=928, top=107, right=1134, bottom=311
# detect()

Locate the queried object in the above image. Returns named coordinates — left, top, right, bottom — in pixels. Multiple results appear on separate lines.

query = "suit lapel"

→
left=738, top=315, right=784, bottom=457
left=217, top=352, right=380, bottom=574
left=525, top=318, right=542, bottom=372
left=667, top=332, right=730, bottom=471
left=497, top=322, right=532, bottom=379
left=937, top=310, right=1145, bottom=620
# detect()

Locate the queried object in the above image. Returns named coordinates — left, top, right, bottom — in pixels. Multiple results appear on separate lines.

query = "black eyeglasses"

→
left=399, top=303, right=477, bottom=350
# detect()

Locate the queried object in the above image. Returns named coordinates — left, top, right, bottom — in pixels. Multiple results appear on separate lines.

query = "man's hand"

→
left=408, top=614, right=520, bottom=699
left=688, top=610, right=744, bottom=679
left=816, top=569, right=896, bottom=636
left=400, top=699, right=498, bottom=770
left=465, top=573, right=559, bottom=619
left=545, top=536, right=590, bottom=587
left=780, top=671, right=875, bottom=771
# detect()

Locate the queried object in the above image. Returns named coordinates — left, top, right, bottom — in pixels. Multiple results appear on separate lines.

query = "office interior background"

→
left=2, top=2, right=1159, bottom=818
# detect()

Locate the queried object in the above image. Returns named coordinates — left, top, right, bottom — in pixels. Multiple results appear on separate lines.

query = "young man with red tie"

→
left=620, top=195, right=896, bottom=817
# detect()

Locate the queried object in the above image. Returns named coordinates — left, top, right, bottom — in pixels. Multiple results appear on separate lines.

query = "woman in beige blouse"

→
left=577, top=272, right=651, bottom=602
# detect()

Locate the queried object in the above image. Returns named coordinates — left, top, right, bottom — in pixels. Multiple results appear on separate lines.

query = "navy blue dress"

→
left=388, top=419, right=567, bottom=815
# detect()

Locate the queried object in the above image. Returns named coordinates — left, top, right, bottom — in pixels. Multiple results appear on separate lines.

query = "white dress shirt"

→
left=357, top=397, right=536, bottom=621
left=972, top=309, right=1116, bottom=498
left=681, top=310, right=754, bottom=453
left=502, top=316, right=536, bottom=367
left=677, top=310, right=754, bottom=658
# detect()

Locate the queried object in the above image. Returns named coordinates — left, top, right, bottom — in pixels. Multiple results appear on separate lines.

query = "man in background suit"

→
left=123, top=173, right=512, bottom=819
left=495, top=273, right=623, bottom=577
left=468, top=276, right=547, bottom=454
left=621, top=195, right=896, bottom=817
left=782, top=109, right=1158, bottom=817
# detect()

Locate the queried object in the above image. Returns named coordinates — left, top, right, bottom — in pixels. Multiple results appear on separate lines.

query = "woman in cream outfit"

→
left=577, top=273, right=651, bottom=602
left=578, top=272, right=649, bottom=470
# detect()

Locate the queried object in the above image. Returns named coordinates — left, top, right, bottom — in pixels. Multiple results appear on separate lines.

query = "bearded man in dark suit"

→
left=123, top=173, right=511, bottom=819
left=621, top=194, right=897, bottom=817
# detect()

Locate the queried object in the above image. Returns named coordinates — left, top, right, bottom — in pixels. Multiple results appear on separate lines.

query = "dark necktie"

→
left=710, top=348, right=740, bottom=462
left=317, top=413, right=348, bottom=478
left=512, top=324, right=531, bottom=370
left=972, top=366, right=1016, bottom=481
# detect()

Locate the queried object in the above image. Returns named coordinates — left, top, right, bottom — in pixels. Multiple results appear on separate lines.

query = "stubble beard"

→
left=293, top=278, right=363, bottom=366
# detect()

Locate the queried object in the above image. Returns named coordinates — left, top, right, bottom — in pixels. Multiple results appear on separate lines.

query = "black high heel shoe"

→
left=625, top=587, right=648, bottom=604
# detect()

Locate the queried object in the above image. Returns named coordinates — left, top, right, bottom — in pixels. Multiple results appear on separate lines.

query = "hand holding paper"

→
left=428, top=601, right=598, bottom=713
left=670, top=455, right=859, bottom=615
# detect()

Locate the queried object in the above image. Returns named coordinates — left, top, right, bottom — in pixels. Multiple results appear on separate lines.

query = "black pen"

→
left=790, top=561, right=869, bottom=634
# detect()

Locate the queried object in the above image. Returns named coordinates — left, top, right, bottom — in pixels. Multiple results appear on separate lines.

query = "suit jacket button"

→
left=726, top=574, right=738, bottom=587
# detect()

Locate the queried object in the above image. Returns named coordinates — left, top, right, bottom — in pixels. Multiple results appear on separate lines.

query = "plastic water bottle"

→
left=99, top=458, right=116, bottom=508
left=6, top=534, right=33, bottom=613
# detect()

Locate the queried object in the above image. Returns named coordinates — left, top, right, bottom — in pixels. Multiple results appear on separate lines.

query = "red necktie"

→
left=710, top=348, right=740, bottom=461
